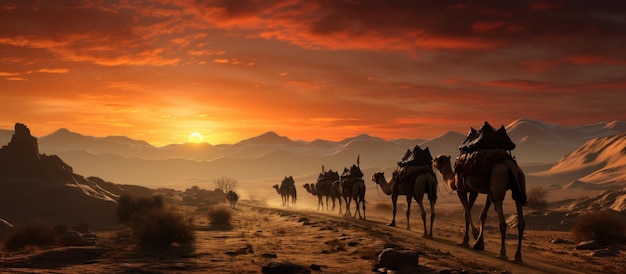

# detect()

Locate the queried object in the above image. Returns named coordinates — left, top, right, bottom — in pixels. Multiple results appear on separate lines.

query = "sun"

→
left=188, top=132, right=204, bottom=143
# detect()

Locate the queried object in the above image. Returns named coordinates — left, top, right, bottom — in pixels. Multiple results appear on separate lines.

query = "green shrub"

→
left=527, top=186, right=548, bottom=209
left=207, top=205, right=232, bottom=226
left=132, top=210, right=195, bottom=250
left=571, top=210, right=626, bottom=245
left=2, top=222, right=57, bottom=252
left=117, top=195, right=164, bottom=224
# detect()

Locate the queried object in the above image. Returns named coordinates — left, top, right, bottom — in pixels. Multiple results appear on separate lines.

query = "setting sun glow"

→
left=188, top=132, right=204, bottom=143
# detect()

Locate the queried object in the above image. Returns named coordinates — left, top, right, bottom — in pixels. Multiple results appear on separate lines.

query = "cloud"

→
left=26, top=68, right=69, bottom=74
left=0, top=72, right=19, bottom=77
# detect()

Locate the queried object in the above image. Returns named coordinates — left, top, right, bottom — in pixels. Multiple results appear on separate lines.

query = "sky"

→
left=1, top=0, right=625, bottom=146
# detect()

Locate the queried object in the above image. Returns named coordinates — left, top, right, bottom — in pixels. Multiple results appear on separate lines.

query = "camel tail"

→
left=508, top=161, right=527, bottom=206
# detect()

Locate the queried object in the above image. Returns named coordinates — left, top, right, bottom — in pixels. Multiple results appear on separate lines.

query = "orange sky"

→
left=1, top=1, right=625, bottom=146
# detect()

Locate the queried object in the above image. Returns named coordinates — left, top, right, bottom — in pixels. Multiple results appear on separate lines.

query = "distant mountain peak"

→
left=239, top=131, right=293, bottom=145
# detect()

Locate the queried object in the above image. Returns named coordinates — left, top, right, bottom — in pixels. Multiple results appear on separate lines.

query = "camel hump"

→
left=341, top=164, right=363, bottom=179
left=318, top=170, right=339, bottom=182
left=398, top=145, right=433, bottom=167
left=282, top=176, right=295, bottom=186
left=459, top=121, right=516, bottom=153
left=455, top=149, right=514, bottom=177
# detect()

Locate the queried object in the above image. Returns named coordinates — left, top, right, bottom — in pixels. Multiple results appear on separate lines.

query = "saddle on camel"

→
left=340, top=164, right=364, bottom=189
left=395, top=145, right=436, bottom=198
left=455, top=122, right=517, bottom=179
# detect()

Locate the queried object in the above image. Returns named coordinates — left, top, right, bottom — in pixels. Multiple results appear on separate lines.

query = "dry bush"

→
left=527, top=186, right=548, bottom=209
left=132, top=210, right=195, bottom=250
left=571, top=210, right=626, bottom=245
left=2, top=222, right=57, bottom=252
left=117, top=195, right=164, bottom=224
left=207, top=205, right=232, bottom=226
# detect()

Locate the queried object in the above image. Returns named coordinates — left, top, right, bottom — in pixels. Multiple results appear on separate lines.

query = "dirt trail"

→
left=1, top=202, right=620, bottom=273
left=256, top=205, right=592, bottom=274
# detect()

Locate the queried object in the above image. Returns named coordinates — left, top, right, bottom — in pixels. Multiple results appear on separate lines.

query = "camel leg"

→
left=428, top=197, right=436, bottom=239
left=457, top=191, right=475, bottom=247
left=468, top=191, right=479, bottom=239
left=353, top=196, right=361, bottom=219
left=388, top=194, right=398, bottom=227
left=405, top=195, right=412, bottom=230
left=317, top=196, right=322, bottom=211
left=361, top=197, right=367, bottom=220
left=514, top=200, right=525, bottom=263
left=490, top=199, right=508, bottom=260
left=415, top=195, right=428, bottom=237
left=338, top=197, right=343, bottom=215
left=473, top=195, right=491, bottom=251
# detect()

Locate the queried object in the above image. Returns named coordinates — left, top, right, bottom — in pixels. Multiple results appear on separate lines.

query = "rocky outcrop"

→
left=0, top=123, right=121, bottom=230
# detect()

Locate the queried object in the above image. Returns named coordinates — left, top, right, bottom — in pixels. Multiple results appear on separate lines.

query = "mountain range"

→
left=1, top=119, right=625, bottom=191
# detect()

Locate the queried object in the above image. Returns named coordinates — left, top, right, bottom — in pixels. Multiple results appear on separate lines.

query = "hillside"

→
left=531, top=132, right=626, bottom=190
left=0, top=124, right=147, bottom=230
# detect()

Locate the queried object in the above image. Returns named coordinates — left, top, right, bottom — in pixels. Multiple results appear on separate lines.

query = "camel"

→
left=226, top=190, right=238, bottom=209
left=313, top=170, right=342, bottom=212
left=432, top=154, right=527, bottom=263
left=303, top=183, right=342, bottom=213
left=339, top=176, right=366, bottom=220
left=273, top=176, right=297, bottom=208
left=371, top=168, right=437, bottom=238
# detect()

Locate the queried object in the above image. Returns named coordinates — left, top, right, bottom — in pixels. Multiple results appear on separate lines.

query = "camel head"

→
left=371, top=172, right=384, bottom=184
left=272, top=184, right=280, bottom=193
left=432, top=155, right=456, bottom=190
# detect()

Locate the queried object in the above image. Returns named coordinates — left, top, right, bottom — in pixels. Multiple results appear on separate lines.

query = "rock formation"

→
left=0, top=123, right=121, bottom=230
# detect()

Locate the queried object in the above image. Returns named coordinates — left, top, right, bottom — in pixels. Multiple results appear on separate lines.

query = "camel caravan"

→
left=301, top=164, right=366, bottom=220
left=269, top=121, right=527, bottom=262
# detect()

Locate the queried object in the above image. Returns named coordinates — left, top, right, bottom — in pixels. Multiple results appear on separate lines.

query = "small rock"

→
left=549, top=238, right=574, bottom=244
left=309, top=264, right=322, bottom=271
left=575, top=240, right=603, bottom=250
left=347, top=241, right=359, bottom=247
left=591, top=247, right=618, bottom=257
left=239, top=244, right=254, bottom=254
left=297, top=217, right=309, bottom=223
left=375, top=248, right=420, bottom=270
left=262, top=253, right=277, bottom=258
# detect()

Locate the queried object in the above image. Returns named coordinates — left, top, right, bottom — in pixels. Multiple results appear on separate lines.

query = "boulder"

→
left=375, top=248, right=420, bottom=270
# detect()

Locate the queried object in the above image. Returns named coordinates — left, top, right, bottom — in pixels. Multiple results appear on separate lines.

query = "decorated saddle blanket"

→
left=458, top=122, right=516, bottom=154
left=393, top=165, right=438, bottom=200
left=341, top=164, right=364, bottom=179
left=397, top=145, right=433, bottom=167
left=454, top=149, right=514, bottom=177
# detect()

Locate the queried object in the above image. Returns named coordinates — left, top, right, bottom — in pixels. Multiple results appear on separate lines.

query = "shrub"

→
left=117, top=195, right=164, bottom=224
left=132, top=210, right=195, bottom=250
left=207, top=205, right=232, bottom=226
left=527, top=186, right=548, bottom=209
left=571, top=210, right=626, bottom=245
left=2, top=222, right=57, bottom=252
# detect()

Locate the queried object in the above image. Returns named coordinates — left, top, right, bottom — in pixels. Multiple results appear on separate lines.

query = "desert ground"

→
left=1, top=191, right=624, bottom=274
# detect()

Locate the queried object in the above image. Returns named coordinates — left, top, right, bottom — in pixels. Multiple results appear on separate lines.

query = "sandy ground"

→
left=1, top=200, right=624, bottom=274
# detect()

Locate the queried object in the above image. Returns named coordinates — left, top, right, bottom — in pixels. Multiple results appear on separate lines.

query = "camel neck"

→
left=376, top=176, right=394, bottom=195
